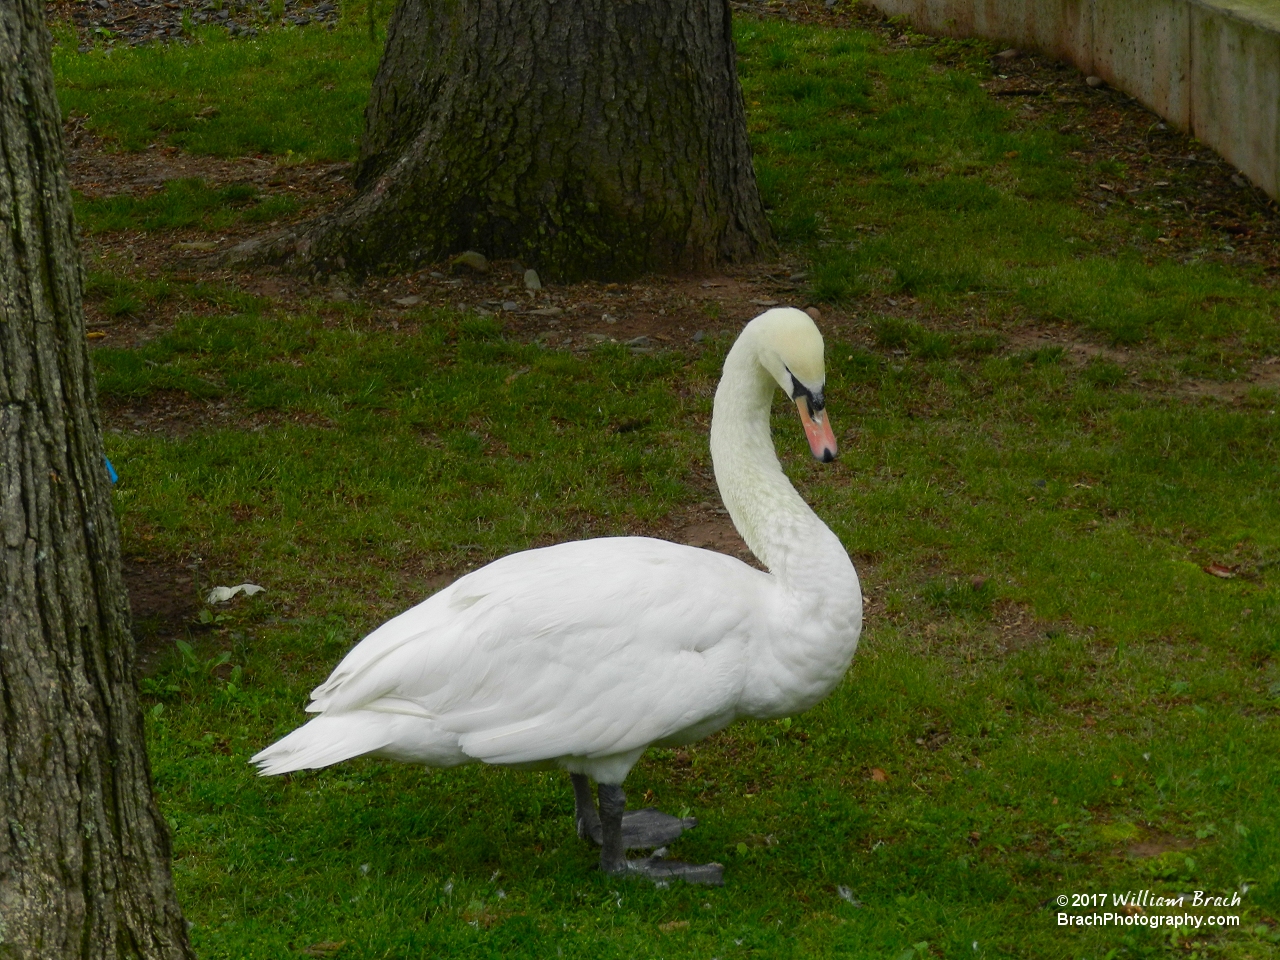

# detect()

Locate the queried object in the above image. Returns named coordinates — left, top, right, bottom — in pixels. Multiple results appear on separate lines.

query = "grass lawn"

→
left=51, top=5, right=1280, bottom=958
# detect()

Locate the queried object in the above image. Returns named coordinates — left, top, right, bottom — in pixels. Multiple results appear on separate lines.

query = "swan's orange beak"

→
left=796, top=398, right=837, bottom=463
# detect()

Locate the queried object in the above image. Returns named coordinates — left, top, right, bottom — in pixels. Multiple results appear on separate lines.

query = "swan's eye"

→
left=787, top=370, right=824, bottom=415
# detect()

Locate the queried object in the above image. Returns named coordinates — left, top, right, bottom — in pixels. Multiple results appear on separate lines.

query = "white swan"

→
left=252, top=307, right=862, bottom=884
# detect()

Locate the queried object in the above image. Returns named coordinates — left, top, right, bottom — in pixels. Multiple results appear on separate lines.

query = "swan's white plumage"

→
left=252, top=308, right=862, bottom=785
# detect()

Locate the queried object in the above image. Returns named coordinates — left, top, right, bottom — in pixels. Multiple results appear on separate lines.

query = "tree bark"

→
left=0, top=3, right=195, bottom=958
left=262, top=0, right=774, bottom=281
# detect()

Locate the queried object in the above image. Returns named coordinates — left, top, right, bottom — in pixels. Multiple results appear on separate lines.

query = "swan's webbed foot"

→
left=571, top=774, right=696, bottom=849
left=595, top=783, right=724, bottom=886
left=603, top=852, right=725, bottom=886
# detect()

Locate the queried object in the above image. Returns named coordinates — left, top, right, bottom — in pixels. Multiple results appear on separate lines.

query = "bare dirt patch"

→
left=670, top=512, right=759, bottom=569
left=1006, top=328, right=1130, bottom=366
left=124, top=554, right=200, bottom=672
left=46, top=0, right=341, bottom=48
left=102, top=388, right=337, bottom=438
left=1128, top=835, right=1196, bottom=859
left=1179, top=357, right=1280, bottom=400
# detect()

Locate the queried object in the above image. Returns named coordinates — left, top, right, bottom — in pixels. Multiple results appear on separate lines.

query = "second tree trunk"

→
left=292, top=0, right=775, bottom=281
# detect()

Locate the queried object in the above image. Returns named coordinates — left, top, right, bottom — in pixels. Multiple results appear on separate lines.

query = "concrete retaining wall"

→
left=865, top=0, right=1280, bottom=200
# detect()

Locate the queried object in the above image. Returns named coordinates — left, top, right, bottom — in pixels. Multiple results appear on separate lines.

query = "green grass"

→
left=736, top=22, right=1280, bottom=353
left=76, top=178, right=301, bottom=234
left=113, top=310, right=1280, bottom=959
left=84, top=269, right=261, bottom=319
left=53, top=19, right=382, bottom=159
left=51, top=7, right=1280, bottom=959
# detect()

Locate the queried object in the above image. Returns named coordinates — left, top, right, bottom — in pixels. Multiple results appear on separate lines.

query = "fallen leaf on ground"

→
left=1203, top=563, right=1235, bottom=579
left=659, top=920, right=690, bottom=932
left=870, top=768, right=888, bottom=782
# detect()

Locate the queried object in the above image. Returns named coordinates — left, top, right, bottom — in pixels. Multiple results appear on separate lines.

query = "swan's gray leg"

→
left=571, top=774, right=696, bottom=849
left=572, top=773, right=602, bottom=843
left=598, top=783, right=628, bottom=873
left=597, top=783, right=724, bottom=886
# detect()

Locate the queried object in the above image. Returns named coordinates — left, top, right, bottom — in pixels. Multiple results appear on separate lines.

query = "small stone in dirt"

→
left=1085, top=75, right=1105, bottom=88
left=587, top=333, right=612, bottom=342
left=749, top=298, right=779, bottom=307
left=451, top=250, right=489, bottom=274
left=523, top=268, right=542, bottom=291
left=693, top=330, right=706, bottom=342
left=624, top=336, right=651, bottom=347
left=501, top=300, right=519, bottom=312
left=393, top=295, right=422, bottom=306
left=789, top=271, right=808, bottom=281
left=173, top=241, right=218, bottom=251
left=602, top=313, right=617, bottom=324
left=804, top=306, right=822, bottom=322
left=429, top=271, right=446, bottom=279
left=995, top=48, right=1019, bottom=59
left=531, top=307, right=563, bottom=317
left=329, top=289, right=350, bottom=301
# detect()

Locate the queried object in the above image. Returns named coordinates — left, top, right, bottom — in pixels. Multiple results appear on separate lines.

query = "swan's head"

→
left=746, top=308, right=838, bottom=463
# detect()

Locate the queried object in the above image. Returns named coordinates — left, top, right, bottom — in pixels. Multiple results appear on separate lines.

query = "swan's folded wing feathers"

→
left=454, top=641, right=744, bottom=763
left=307, top=583, right=463, bottom=709
left=307, top=538, right=768, bottom=764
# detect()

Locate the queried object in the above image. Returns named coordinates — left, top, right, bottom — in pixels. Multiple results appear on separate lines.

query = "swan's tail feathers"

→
left=250, top=714, right=390, bottom=776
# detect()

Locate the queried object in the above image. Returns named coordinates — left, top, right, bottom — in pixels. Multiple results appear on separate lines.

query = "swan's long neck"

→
left=709, top=336, right=847, bottom=585
left=708, top=318, right=862, bottom=720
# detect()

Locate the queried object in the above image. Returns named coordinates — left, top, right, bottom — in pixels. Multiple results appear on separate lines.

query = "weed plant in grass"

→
left=51, top=7, right=1280, bottom=959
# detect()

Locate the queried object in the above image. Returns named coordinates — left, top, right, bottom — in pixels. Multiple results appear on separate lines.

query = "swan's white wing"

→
left=307, top=537, right=773, bottom=764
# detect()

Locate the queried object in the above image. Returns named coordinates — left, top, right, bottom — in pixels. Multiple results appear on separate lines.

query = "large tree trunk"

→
left=0, top=3, right=196, bottom=958
left=268, top=0, right=774, bottom=281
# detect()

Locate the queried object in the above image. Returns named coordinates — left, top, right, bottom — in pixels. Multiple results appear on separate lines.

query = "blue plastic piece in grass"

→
left=104, top=457, right=118, bottom=484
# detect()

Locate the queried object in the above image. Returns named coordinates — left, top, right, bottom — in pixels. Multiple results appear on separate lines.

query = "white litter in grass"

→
left=205, top=583, right=265, bottom=603
left=837, top=885, right=863, bottom=906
